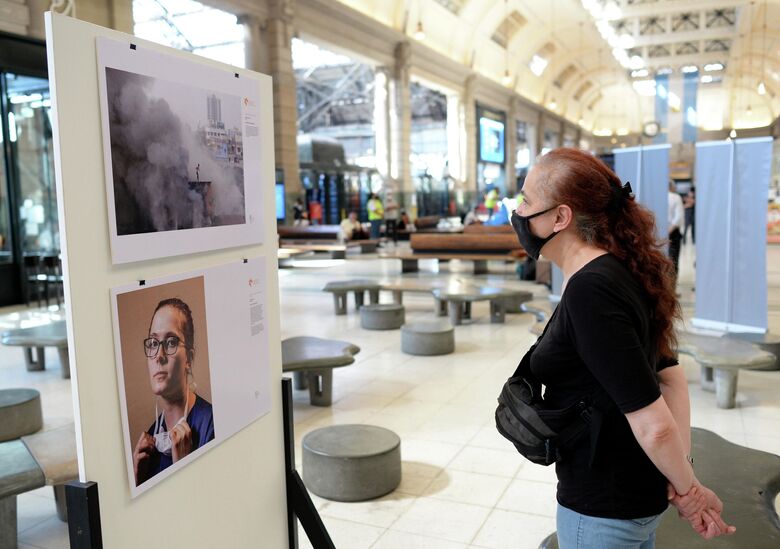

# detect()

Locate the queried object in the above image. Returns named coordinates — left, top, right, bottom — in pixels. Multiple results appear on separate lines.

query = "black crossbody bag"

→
left=495, top=309, right=611, bottom=466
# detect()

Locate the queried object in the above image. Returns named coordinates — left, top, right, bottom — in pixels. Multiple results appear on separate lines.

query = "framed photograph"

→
left=96, top=37, right=268, bottom=264
left=111, top=258, right=270, bottom=497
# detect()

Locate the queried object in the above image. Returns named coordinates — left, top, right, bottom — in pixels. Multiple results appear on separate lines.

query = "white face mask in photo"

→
left=153, top=397, right=189, bottom=456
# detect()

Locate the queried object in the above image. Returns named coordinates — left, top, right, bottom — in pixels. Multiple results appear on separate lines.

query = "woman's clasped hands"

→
left=667, top=481, right=737, bottom=540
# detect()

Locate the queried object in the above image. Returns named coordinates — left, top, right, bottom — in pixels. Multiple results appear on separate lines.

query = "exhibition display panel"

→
left=45, top=12, right=288, bottom=548
left=693, top=138, right=772, bottom=334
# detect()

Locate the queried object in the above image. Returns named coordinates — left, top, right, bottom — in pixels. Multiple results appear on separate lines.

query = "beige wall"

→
left=4, top=0, right=133, bottom=39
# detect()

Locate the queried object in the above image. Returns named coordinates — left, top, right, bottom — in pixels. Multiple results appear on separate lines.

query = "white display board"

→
left=46, top=12, right=288, bottom=547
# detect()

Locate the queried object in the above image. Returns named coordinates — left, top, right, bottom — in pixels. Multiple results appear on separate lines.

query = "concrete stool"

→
left=432, top=286, right=530, bottom=325
left=679, top=332, right=775, bottom=408
left=22, top=424, right=78, bottom=521
left=302, top=424, right=401, bottom=502
left=360, top=304, right=405, bottom=330
left=1, top=321, right=70, bottom=379
left=500, top=291, right=535, bottom=313
left=401, top=320, right=455, bottom=356
left=281, top=336, right=360, bottom=406
left=0, top=389, right=43, bottom=442
left=728, top=332, right=780, bottom=370
left=0, top=440, right=45, bottom=549
left=323, top=280, right=381, bottom=315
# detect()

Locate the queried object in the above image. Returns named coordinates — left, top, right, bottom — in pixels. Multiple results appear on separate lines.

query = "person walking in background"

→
left=668, top=180, right=685, bottom=283
left=367, top=193, right=384, bottom=240
left=683, top=187, right=695, bottom=245
left=293, top=198, right=305, bottom=226
left=384, top=192, right=400, bottom=244
left=484, top=186, right=499, bottom=218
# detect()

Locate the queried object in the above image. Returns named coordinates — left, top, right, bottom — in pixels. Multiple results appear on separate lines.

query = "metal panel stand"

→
left=283, top=378, right=335, bottom=549
left=65, top=481, right=102, bottom=549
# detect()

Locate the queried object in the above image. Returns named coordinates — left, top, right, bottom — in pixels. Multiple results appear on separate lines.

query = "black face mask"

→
left=510, top=207, right=559, bottom=260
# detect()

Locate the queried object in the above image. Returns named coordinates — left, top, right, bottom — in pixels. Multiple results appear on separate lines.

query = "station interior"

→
left=2, top=1, right=780, bottom=548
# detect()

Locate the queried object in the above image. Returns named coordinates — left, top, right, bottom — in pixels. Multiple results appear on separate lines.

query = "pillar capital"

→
left=236, top=13, right=267, bottom=29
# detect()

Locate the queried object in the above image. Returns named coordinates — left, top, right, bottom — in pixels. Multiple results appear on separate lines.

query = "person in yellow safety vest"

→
left=367, top=193, right=385, bottom=239
left=484, top=187, right=499, bottom=217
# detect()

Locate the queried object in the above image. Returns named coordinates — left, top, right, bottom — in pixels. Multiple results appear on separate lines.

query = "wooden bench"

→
left=1, top=321, right=70, bottom=379
left=278, top=224, right=342, bottom=241
left=279, top=242, right=355, bottom=259
left=678, top=332, right=776, bottom=409
left=539, top=428, right=780, bottom=549
left=1, top=424, right=78, bottom=548
left=281, top=336, right=360, bottom=406
left=410, top=232, right=522, bottom=253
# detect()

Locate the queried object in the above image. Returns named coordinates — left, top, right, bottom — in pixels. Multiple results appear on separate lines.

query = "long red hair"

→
left=536, top=148, right=680, bottom=359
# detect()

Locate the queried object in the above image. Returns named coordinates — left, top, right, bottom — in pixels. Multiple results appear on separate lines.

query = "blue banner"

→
left=693, top=138, right=771, bottom=332
left=654, top=74, right=669, bottom=144
left=683, top=71, right=698, bottom=143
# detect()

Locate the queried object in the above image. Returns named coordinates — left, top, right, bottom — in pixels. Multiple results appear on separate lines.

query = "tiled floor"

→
left=3, top=241, right=780, bottom=548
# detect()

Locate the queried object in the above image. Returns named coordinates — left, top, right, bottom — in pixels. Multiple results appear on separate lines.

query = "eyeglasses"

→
left=143, top=336, right=187, bottom=358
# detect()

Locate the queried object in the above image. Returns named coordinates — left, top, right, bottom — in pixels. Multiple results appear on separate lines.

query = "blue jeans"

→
left=369, top=219, right=382, bottom=239
left=556, top=504, right=662, bottom=549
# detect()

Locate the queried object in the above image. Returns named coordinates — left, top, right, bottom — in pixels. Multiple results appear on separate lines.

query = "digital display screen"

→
left=479, top=116, right=505, bottom=164
left=275, top=183, right=285, bottom=220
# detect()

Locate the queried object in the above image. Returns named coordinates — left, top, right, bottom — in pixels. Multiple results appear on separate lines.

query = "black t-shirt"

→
left=527, top=253, right=675, bottom=519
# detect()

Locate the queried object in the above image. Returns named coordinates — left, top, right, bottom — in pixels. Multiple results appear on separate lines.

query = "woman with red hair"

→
left=510, top=148, right=734, bottom=547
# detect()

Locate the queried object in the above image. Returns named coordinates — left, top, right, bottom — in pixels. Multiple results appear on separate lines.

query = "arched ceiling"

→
left=336, top=0, right=780, bottom=133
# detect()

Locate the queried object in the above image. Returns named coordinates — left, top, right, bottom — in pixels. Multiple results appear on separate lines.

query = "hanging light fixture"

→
left=747, top=104, right=753, bottom=115
left=502, top=69, right=512, bottom=86
left=729, top=129, right=737, bottom=138
left=414, top=21, right=425, bottom=40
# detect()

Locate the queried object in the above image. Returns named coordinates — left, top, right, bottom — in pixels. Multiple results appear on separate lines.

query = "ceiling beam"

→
left=643, top=52, right=726, bottom=68
left=615, top=0, right=749, bottom=19
left=630, top=27, right=738, bottom=48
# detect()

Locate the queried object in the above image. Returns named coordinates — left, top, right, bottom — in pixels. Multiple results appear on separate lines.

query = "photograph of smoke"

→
left=105, top=67, right=246, bottom=235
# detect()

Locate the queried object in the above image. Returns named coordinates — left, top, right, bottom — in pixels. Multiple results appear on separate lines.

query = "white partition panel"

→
left=45, top=13, right=288, bottom=547
left=693, top=138, right=771, bottom=333
left=613, top=144, right=671, bottom=241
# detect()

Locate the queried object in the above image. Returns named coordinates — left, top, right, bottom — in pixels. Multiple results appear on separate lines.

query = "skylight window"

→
left=529, top=55, right=548, bottom=76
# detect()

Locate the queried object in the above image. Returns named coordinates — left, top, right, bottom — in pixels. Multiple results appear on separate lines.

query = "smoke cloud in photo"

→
left=105, top=68, right=246, bottom=235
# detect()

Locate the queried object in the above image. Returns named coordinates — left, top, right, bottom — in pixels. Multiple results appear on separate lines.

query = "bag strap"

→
left=512, top=304, right=558, bottom=379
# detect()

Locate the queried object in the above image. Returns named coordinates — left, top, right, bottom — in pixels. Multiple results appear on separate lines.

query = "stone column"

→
left=240, top=1, right=301, bottom=195
left=536, top=112, right=545, bottom=158
left=505, top=97, right=519, bottom=195
left=374, top=67, right=392, bottom=183
left=558, top=120, right=565, bottom=148
left=463, top=75, right=477, bottom=200
left=446, top=92, right=467, bottom=210
left=389, top=41, right=412, bottom=212
left=109, top=0, right=134, bottom=34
